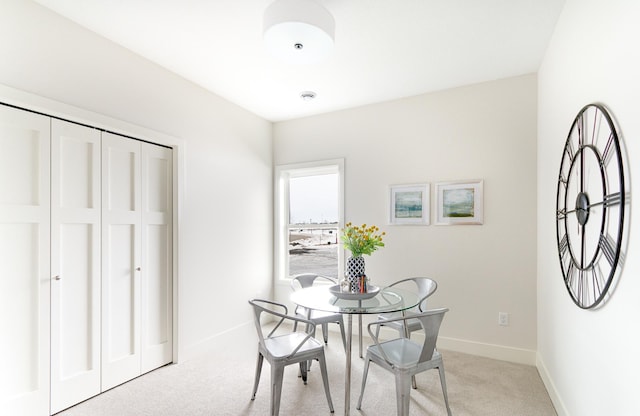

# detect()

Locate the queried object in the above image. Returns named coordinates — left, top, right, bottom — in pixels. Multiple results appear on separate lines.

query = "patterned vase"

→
left=346, top=256, right=365, bottom=292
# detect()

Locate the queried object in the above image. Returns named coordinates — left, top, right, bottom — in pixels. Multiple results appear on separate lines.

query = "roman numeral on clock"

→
left=599, top=233, right=617, bottom=266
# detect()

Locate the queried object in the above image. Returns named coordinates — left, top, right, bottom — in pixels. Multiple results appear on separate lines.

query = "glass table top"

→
left=290, top=285, right=421, bottom=314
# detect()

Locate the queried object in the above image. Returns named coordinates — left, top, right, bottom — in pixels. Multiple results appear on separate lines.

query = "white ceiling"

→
left=33, top=0, right=565, bottom=122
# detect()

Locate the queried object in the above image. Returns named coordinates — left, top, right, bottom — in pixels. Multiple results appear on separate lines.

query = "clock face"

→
left=556, top=104, right=625, bottom=309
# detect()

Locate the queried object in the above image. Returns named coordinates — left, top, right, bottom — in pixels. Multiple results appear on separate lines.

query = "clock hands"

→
left=559, top=192, right=622, bottom=217
left=562, top=201, right=597, bottom=216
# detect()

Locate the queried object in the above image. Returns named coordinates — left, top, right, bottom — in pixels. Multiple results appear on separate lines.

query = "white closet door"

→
left=0, top=106, right=51, bottom=415
left=141, top=144, right=173, bottom=372
left=101, top=132, right=142, bottom=391
left=50, top=120, right=101, bottom=413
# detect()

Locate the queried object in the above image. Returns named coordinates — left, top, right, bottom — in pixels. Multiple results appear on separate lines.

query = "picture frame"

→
left=389, top=183, right=430, bottom=225
left=435, top=180, right=484, bottom=225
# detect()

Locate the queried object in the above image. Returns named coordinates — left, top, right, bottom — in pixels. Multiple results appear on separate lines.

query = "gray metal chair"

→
left=291, top=273, right=347, bottom=351
left=249, top=299, right=334, bottom=416
left=375, top=277, right=438, bottom=338
left=357, top=308, right=452, bottom=416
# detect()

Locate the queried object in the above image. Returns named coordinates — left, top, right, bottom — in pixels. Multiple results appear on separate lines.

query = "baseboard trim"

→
left=182, top=321, right=538, bottom=367
left=179, top=320, right=254, bottom=362
left=536, top=353, right=568, bottom=416
left=321, top=321, right=537, bottom=365
left=436, top=336, right=537, bottom=365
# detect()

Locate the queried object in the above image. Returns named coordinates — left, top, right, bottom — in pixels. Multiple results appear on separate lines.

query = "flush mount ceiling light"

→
left=263, top=0, right=335, bottom=65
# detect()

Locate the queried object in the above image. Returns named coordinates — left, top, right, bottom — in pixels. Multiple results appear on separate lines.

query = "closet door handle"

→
left=136, top=267, right=141, bottom=271
left=53, top=275, right=61, bottom=281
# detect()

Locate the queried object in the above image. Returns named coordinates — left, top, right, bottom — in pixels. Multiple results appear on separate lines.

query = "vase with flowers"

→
left=340, top=222, right=385, bottom=292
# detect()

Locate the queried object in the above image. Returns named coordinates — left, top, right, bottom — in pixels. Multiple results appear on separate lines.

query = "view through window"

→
left=288, top=173, right=339, bottom=279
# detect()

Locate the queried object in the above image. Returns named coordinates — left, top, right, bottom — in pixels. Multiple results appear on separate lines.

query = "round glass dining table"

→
left=290, top=285, right=420, bottom=416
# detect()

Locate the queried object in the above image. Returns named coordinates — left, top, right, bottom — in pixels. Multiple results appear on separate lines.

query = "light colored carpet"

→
left=57, top=329, right=557, bottom=416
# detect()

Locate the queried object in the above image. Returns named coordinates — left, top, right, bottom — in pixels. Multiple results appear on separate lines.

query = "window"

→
left=275, top=159, right=344, bottom=281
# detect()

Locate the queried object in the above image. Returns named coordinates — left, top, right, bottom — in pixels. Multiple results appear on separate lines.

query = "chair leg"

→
left=438, top=364, right=452, bottom=416
left=395, top=373, right=413, bottom=416
left=251, top=352, right=264, bottom=400
left=356, top=358, right=371, bottom=410
left=317, top=352, right=335, bottom=413
left=307, top=325, right=317, bottom=372
left=299, top=361, right=308, bottom=384
left=271, top=365, right=285, bottom=416
left=338, top=319, right=347, bottom=352
left=322, top=323, right=329, bottom=343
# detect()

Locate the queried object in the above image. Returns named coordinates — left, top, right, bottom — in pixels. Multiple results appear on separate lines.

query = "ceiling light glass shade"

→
left=263, top=0, right=335, bottom=64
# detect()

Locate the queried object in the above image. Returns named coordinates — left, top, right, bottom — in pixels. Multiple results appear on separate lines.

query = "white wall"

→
left=274, top=74, right=538, bottom=364
left=0, top=0, right=273, bottom=360
left=537, top=0, right=640, bottom=414
left=10, top=1, right=639, bottom=411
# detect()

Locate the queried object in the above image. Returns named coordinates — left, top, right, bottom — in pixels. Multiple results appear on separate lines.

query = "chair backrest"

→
left=290, top=273, right=337, bottom=291
left=389, top=277, right=437, bottom=312
left=248, top=299, right=289, bottom=350
left=412, top=308, right=448, bottom=363
left=249, top=298, right=317, bottom=359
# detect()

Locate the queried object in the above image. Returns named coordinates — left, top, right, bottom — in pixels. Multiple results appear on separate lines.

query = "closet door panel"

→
left=0, top=106, right=50, bottom=415
left=107, top=224, right=136, bottom=358
left=141, top=144, right=173, bottom=372
left=50, top=120, right=101, bottom=413
left=101, top=133, right=142, bottom=391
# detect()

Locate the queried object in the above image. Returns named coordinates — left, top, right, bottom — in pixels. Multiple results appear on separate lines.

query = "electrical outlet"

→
left=498, top=312, right=509, bottom=326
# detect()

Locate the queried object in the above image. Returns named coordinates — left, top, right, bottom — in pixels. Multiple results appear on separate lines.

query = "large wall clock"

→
left=556, top=103, right=625, bottom=309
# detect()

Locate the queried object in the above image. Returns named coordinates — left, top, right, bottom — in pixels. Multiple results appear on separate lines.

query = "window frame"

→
left=274, top=158, right=344, bottom=282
